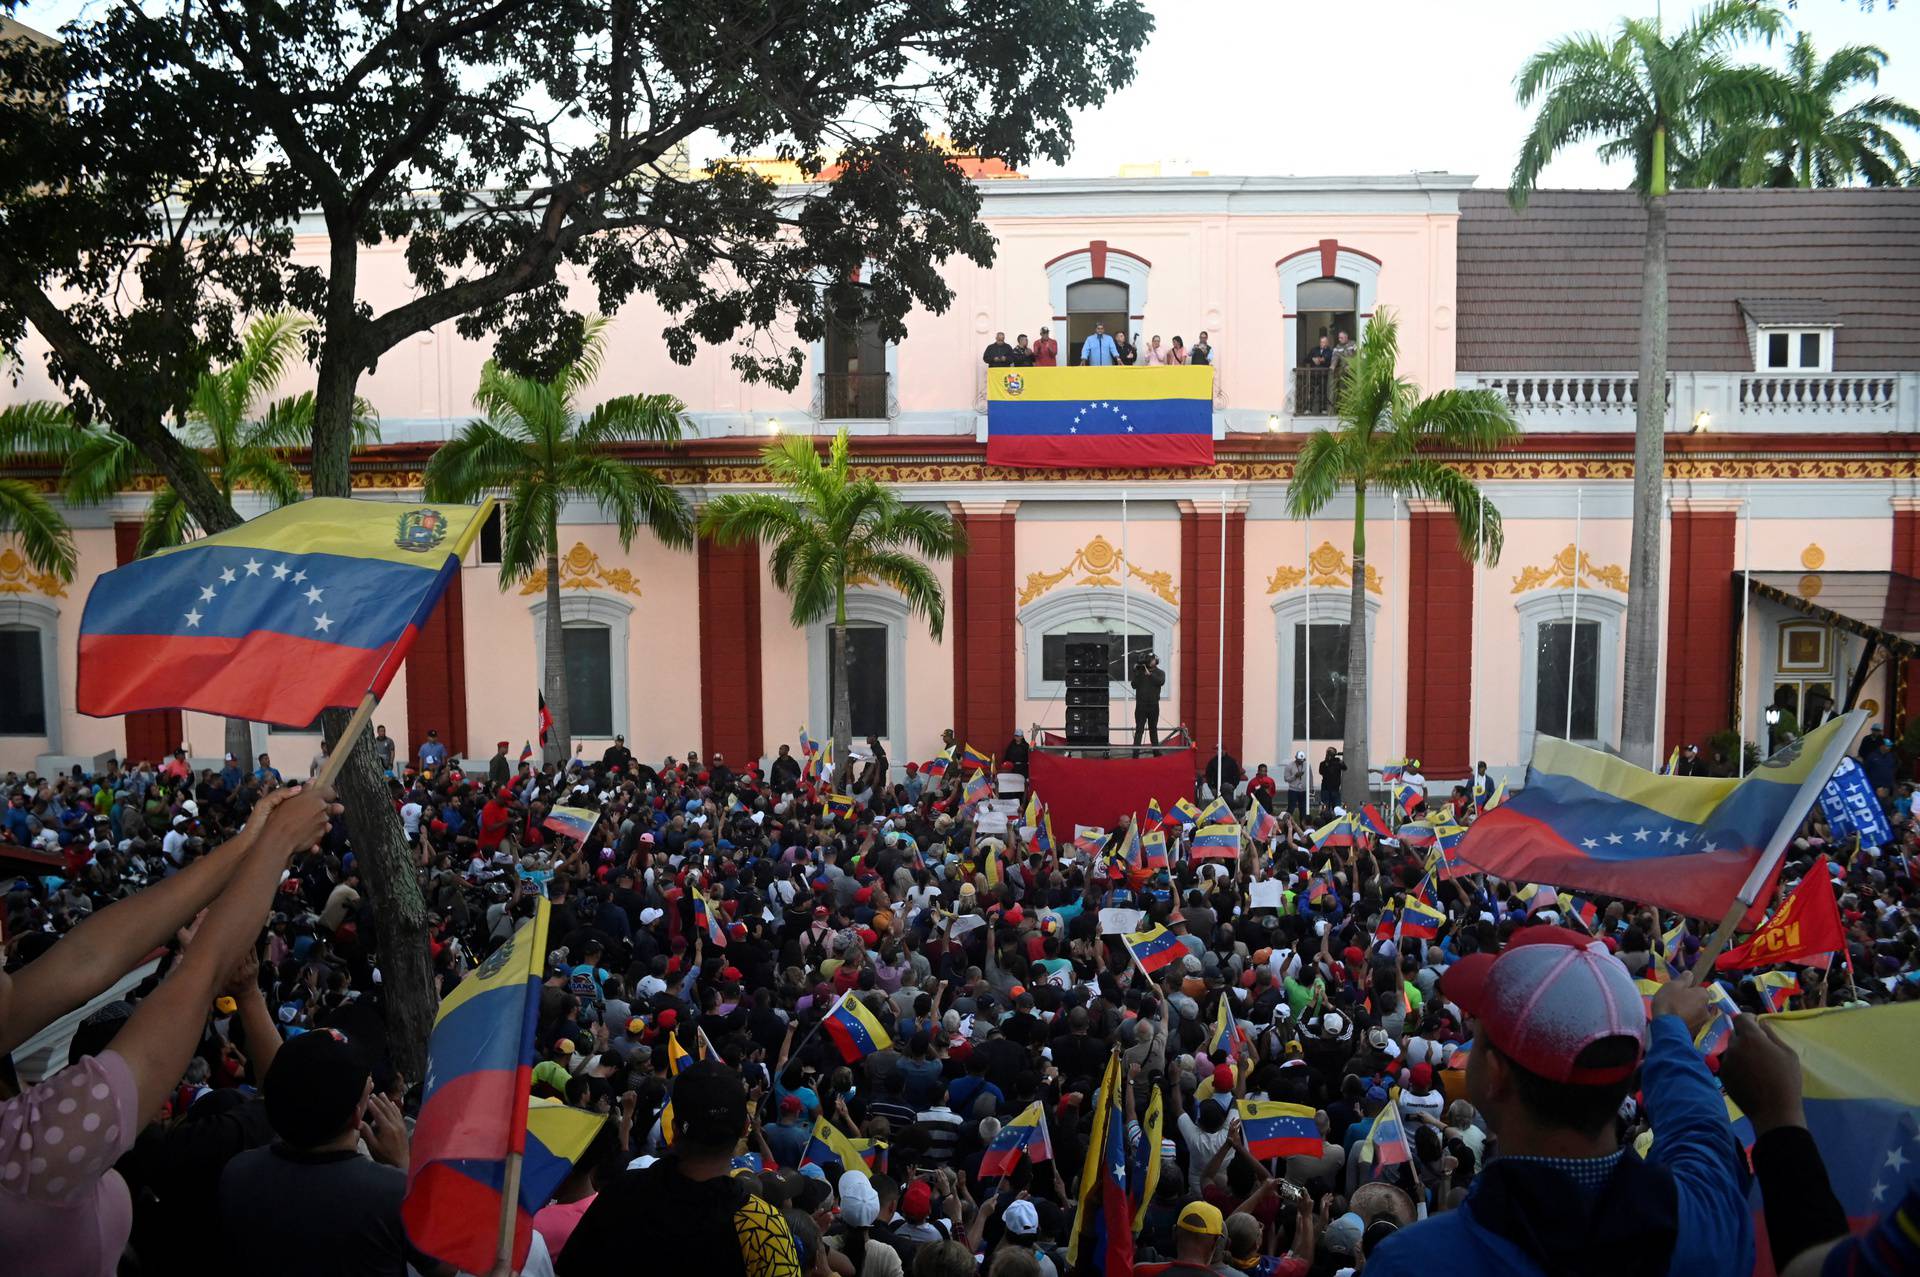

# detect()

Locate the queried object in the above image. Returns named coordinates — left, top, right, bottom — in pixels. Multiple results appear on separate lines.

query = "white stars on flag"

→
left=199, top=585, right=217, bottom=602
left=1604, top=832, right=1623, bottom=845
left=182, top=552, right=333, bottom=640
left=1631, top=827, right=1651, bottom=842
left=243, top=557, right=262, bottom=576
left=219, top=567, right=236, bottom=585
left=312, top=613, right=333, bottom=633
left=304, top=586, right=324, bottom=605
left=183, top=607, right=202, bottom=628
left=271, top=562, right=290, bottom=580
left=1070, top=400, right=1132, bottom=436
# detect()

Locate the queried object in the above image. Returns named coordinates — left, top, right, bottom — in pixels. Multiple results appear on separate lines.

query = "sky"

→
left=13, top=0, right=1920, bottom=189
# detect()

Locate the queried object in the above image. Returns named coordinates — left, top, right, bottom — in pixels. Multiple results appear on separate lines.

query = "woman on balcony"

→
left=1168, top=335, right=1188, bottom=365
left=1140, top=334, right=1167, bottom=365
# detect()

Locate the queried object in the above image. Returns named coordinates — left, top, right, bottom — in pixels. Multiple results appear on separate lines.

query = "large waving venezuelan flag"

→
left=78, top=497, right=492, bottom=727
left=1457, top=715, right=1857, bottom=926
left=986, top=366, right=1214, bottom=468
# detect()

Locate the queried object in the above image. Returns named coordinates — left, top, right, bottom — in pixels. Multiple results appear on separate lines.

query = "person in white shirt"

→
left=400, top=796, right=424, bottom=839
left=162, top=816, right=193, bottom=866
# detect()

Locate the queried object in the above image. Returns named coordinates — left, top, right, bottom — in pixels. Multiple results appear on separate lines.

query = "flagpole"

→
left=1123, top=488, right=1132, bottom=739
left=488, top=1152, right=525, bottom=1277
left=1739, top=490, right=1753, bottom=777
left=1565, top=489, right=1582, bottom=743
left=1303, top=515, right=1312, bottom=773
left=316, top=692, right=381, bottom=790
left=1216, top=490, right=1227, bottom=800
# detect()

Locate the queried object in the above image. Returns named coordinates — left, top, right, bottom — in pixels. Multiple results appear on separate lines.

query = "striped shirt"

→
left=914, top=1106, right=965, bottom=1164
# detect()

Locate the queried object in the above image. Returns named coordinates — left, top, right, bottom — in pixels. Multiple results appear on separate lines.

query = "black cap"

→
left=264, top=1029, right=370, bottom=1147
left=668, top=1060, right=747, bottom=1150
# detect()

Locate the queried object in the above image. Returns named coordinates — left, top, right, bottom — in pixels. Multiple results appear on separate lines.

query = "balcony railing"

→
left=1460, top=370, right=1919, bottom=432
left=1290, top=366, right=1348, bottom=417
left=818, top=371, right=890, bottom=421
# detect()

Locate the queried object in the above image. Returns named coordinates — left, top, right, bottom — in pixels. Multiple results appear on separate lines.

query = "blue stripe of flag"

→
left=988, top=398, right=1210, bottom=437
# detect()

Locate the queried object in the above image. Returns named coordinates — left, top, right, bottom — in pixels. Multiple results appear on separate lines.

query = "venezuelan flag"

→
left=1364, top=1099, right=1414, bottom=1173
left=802, top=1116, right=874, bottom=1178
left=1559, top=893, right=1600, bottom=931
left=957, top=743, right=993, bottom=773
left=823, top=991, right=892, bottom=1063
left=1072, top=824, right=1108, bottom=858
left=402, top=896, right=551, bottom=1273
left=1147, top=797, right=1166, bottom=826
left=1392, top=780, right=1424, bottom=815
left=979, top=1101, right=1054, bottom=1178
left=922, top=750, right=951, bottom=777
left=1396, top=821, right=1437, bottom=849
left=1755, top=1003, right=1920, bottom=1251
left=824, top=792, right=856, bottom=821
left=1170, top=798, right=1201, bottom=827
left=1458, top=715, right=1858, bottom=926
left=1191, top=823, right=1241, bottom=862
left=1755, top=970, right=1800, bottom=1012
left=79, top=497, right=491, bottom=726
left=1312, top=814, right=1359, bottom=849
left=986, top=365, right=1214, bottom=469
left=1248, top=802, right=1281, bottom=845
left=1238, top=1100, right=1321, bottom=1161
left=1209, top=996, right=1251, bottom=1062
left=542, top=805, right=598, bottom=844
left=692, top=888, right=727, bottom=947
left=1140, top=829, right=1169, bottom=870
left=1197, top=796, right=1235, bottom=828
left=1377, top=895, right=1446, bottom=942
left=658, top=1031, right=697, bottom=1146
left=1125, top=923, right=1185, bottom=974
left=1695, top=982, right=1741, bottom=1060
left=1358, top=805, right=1393, bottom=838
left=1131, top=1084, right=1163, bottom=1234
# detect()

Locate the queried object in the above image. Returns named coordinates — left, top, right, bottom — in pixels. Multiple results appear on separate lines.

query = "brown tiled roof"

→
left=1455, top=188, right=1920, bottom=372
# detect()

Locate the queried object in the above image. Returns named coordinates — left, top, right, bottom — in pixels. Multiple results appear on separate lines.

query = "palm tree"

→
left=0, top=401, right=81, bottom=581
left=422, top=316, right=695, bottom=764
left=1286, top=312, right=1519, bottom=809
left=1697, top=35, right=1919, bottom=187
left=700, top=428, right=965, bottom=775
left=63, top=311, right=378, bottom=557
left=1511, top=0, right=1784, bottom=767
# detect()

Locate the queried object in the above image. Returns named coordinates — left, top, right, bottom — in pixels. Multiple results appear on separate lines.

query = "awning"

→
left=1745, top=571, right=1920, bottom=659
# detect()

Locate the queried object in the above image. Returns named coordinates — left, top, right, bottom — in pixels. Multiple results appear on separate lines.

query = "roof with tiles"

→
left=1455, top=188, right=1920, bottom=372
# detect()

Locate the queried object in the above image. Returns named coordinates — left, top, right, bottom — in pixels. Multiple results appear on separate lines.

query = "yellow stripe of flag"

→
left=987, top=365, right=1214, bottom=403
left=152, top=496, right=494, bottom=570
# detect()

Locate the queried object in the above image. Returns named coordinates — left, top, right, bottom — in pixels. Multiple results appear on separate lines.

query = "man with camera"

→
left=1131, top=652, right=1165, bottom=752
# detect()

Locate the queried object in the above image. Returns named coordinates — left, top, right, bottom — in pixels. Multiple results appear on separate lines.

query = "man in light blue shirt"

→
left=1079, top=323, right=1119, bottom=366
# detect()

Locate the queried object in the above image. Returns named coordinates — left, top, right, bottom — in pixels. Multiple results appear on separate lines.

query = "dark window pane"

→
left=563, top=625, right=614, bottom=738
left=1799, top=332, right=1821, bottom=368
left=1042, top=632, right=1152, bottom=681
left=1767, top=332, right=1790, bottom=367
left=479, top=504, right=505, bottom=564
left=1293, top=623, right=1350, bottom=740
left=0, top=627, right=45, bottom=735
left=1065, top=279, right=1128, bottom=312
left=829, top=624, right=888, bottom=738
left=1535, top=619, right=1600, bottom=740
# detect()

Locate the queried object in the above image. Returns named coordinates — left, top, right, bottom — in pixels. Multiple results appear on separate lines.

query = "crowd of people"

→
left=981, top=327, right=1215, bottom=371
left=2, top=722, right=1919, bottom=1277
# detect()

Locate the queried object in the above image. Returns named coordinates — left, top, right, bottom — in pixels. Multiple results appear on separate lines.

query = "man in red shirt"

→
left=478, top=785, right=514, bottom=852
left=1032, top=326, right=1058, bottom=366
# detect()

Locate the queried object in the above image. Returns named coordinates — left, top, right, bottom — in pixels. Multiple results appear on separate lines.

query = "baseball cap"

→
left=263, top=1028, right=369, bottom=1147
left=666, top=1060, right=748, bottom=1147
left=901, top=1179, right=933, bottom=1220
left=1441, top=925, right=1646, bottom=1084
left=838, top=1170, right=880, bottom=1226
left=779, top=1094, right=803, bottom=1116
left=1177, top=1201, right=1224, bottom=1237
left=1002, top=1199, right=1040, bottom=1236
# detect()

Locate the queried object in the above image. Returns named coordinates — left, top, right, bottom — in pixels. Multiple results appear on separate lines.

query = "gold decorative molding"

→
left=1510, top=544, right=1629, bottom=594
left=1017, top=535, right=1179, bottom=608
left=518, top=542, right=642, bottom=596
left=1800, top=543, right=1826, bottom=571
left=0, top=546, right=67, bottom=598
left=1800, top=573, right=1823, bottom=599
left=1266, top=541, right=1382, bottom=595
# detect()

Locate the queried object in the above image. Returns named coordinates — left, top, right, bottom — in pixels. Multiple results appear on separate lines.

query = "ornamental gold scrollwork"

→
left=0, top=546, right=67, bottom=597
left=1509, top=544, right=1630, bottom=594
left=1016, top=535, right=1180, bottom=608
left=519, top=542, right=643, bottom=596
left=1265, top=541, right=1382, bottom=595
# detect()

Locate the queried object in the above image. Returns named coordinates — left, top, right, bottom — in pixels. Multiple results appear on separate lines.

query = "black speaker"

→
left=1066, top=706, right=1109, bottom=743
left=1064, top=670, right=1107, bottom=691
left=1065, top=685, right=1107, bottom=708
left=1065, top=641, right=1107, bottom=673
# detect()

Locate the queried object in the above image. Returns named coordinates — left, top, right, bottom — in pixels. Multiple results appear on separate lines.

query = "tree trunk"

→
left=1619, top=188, right=1670, bottom=769
left=831, top=584, right=853, bottom=787
left=1341, top=486, right=1372, bottom=810
left=542, top=532, right=571, bottom=768
left=308, top=303, right=437, bottom=1079
left=223, top=717, right=252, bottom=771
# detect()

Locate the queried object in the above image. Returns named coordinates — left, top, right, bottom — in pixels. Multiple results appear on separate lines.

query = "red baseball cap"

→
left=1441, top=926, right=1645, bottom=1084
left=902, top=1179, right=933, bottom=1220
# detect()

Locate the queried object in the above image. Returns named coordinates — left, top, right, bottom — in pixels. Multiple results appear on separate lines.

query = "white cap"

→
left=640, top=908, right=664, bottom=925
left=1295, top=750, right=1306, bottom=760
left=225, top=752, right=236, bottom=761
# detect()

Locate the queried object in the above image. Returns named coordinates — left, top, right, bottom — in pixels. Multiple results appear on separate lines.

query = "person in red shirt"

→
left=1247, top=763, right=1278, bottom=810
left=478, top=785, right=514, bottom=852
left=1032, top=326, right=1058, bottom=366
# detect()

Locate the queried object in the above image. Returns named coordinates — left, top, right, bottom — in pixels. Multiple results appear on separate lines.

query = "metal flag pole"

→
left=1216, top=489, right=1227, bottom=799
left=1391, top=493, right=1401, bottom=772
left=1470, top=492, right=1482, bottom=781
left=1566, top=488, right=1583, bottom=740
left=1739, top=489, right=1753, bottom=777
left=1123, top=488, right=1132, bottom=734
left=1303, top=515, right=1312, bottom=780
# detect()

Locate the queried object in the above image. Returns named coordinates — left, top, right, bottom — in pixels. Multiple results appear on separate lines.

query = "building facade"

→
left=4, top=178, right=1918, bottom=784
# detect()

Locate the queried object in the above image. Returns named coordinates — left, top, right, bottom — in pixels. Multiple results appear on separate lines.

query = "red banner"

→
left=1715, top=855, right=1847, bottom=970
left=1028, top=747, right=1196, bottom=841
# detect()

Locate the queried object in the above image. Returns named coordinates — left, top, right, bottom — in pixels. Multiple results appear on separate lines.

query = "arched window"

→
left=1272, top=590, right=1379, bottom=752
left=1020, top=586, right=1179, bottom=702
left=822, top=315, right=888, bottom=419
left=1065, top=279, right=1129, bottom=366
left=1276, top=243, right=1381, bottom=419
left=809, top=590, right=910, bottom=766
left=1297, top=278, right=1358, bottom=363
left=0, top=599, right=60, bottom=750
left=1516, top=590, right=1625, bottom=754
left=531, top=594, right=633, bottom=743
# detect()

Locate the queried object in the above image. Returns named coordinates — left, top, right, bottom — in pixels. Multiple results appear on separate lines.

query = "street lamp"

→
left=1266, top=414, right=1283, bottom=433
left=1764, top=707, right=1781, bottom=726
left=768, top=417, right=784, bottom=435
left=1691, top=410, right=1713, bottom=434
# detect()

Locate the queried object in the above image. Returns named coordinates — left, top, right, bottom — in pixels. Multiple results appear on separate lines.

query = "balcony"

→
left=1461, top=371, right=1920, bottom=433
left=817, top=371, right=891, bottom=421
left=1290, top=366, right=1348, bottom=418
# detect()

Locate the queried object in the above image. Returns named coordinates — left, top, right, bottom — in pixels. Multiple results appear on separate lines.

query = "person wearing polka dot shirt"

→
left=0, top=784, right=339, bottom=1276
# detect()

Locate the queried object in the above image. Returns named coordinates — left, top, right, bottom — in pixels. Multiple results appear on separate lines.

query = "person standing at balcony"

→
left=1168, top=335, right=1188, bottom=365
left=1117, top=331, right=1138, bottom=365
left=1079, top=322, right=1119, bottom=367
left=1191, top=331, right=1213, bottom=366
left=1307, top=336, right=1334, bottom=413
left=1032, top=326, right=1058, bottom=366
left=1010, top=334, right=1035, bottom=367
left=982, top=331, right=1014, bottom=368
left=1131, top=652, right=1164, bottom=752
left=1141, top=334, right=1167, bottom=366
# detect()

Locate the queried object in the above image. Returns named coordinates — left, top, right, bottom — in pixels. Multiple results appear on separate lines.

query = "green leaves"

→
left=0, top=477, right=76, bottom=580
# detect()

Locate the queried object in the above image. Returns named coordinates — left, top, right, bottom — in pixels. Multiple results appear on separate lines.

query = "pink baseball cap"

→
left=1441, top=926, right=1645, bottom=1085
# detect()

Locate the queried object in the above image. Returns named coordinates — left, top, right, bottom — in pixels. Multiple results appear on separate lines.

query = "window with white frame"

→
left=1020, top=587, right=1178, bottom=702
left=0, top=624, right=47, bottom=735
left=1756, top=328, right=1833, bottom=373
left=1516, top=591, right=1624, bottom=753
left=531, top=594, right=632, bottom=742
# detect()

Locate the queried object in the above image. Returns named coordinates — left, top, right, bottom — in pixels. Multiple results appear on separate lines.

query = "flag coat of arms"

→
left=79, top=497, right=492, bottom=725
left=1237, top=1100, right=1321, bottom=1160
left=986, top=365, right=1214, bottom=468
left=1191, top=824, right=1241, bottom=861
left=823, top=992, right=893, bottom=1063
left=1170, top=798, right=1201, bottom=828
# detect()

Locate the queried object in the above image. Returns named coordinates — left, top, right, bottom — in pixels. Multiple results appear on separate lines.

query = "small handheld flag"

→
left=691, top=888, right=728, bottom=947
left=1140, top=829, right=1169, bottom=870
left=1237, top=1100, right=1321, bottom=1161
left=822, top=991, right=893, bottom=1064
left=978, top=1101, right=1054, bottom=1178
left=801, top=1116, right=874, bottom=1178
left=922, top=750, right=952, bottom=778
left=1147, top=797, right=1166, bottom=826
left=957, top=743, right=994, bottom=773
left=542, top=806, right=599, bottom=844
left=1363, top=1099, right=1414, bottom=1175
left=1124, top=924, right=1185, bottom=974
left=1170, top=798, right=1201, bottom=828
left=1197, top=796, right=1235, bottom=828
left=1247, top=802, right=1280, bottom=845
left=1191, top=824, right=1241, bottom=862
left=518, top=742, right=533, bottom=764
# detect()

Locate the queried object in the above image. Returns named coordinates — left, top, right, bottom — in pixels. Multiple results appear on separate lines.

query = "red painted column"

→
left=1893, top=506, right=1920, bottom=727
left=1405, top=510, right=1474, bottom=777
left=1179, top=503, right=1246, bottom=762
left=1663, top=507, right=1738, bottom=753
left=951, top=505, right=1017, bottom=751
left=113, top=522, right=182, bottom=765
left=697, top=537, right=764, bottom=763
left=405, top=567, right=470, bottom=757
